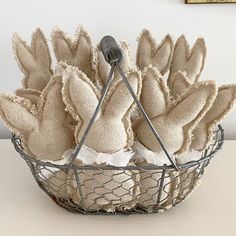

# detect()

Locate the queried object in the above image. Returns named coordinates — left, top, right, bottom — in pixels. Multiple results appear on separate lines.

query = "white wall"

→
left=0, top=0, right=235, bottom=139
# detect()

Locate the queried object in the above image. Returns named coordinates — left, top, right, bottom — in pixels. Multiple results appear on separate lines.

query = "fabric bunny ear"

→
left=95, top=41, right=132, bottom=87
left=0, top=92, right=38, bottom=152
left=51, top=25, right=95, bottom=81
left=168, top=35, right=206, bottom=90
left=12, top=28, right=52, bottom=91
left=170, top=71, right=191, bottom=99
left=168, top=81, right=217, bottom=155
left=62, top=65, right=100, bottom=122
left=136, top=30, right=173, bottom=74
left=103, top=70, right=142, bottom=119
left=191, top=84, right=236, bottom=151
left=140, top=66, right=171, bottom=118
left=37, top=75, right=75, bottom=128
left=27, top=75, right=75, bottom=160
left=15, top=88, right=41, bottom=105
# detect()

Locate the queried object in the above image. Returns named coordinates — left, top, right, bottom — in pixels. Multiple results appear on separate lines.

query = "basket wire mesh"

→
left=12, top=125, right=223, bottom=214
left=11, top=36, right=224, bottom=214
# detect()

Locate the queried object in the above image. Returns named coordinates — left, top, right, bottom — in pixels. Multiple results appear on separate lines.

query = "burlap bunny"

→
left=12, top=28, right=52, bottom=91
left=169, top=72, right=236, bottom=151
left=51, top=25, right=95, bottom=81
left=191, top=85, right=236, bottom=151
left=168, top=35, right=206, bottom=92
left=60, top=64, right=141, bottom=210
left=0, top=75, right=75, bottom=160
left=95, top=41, right=132, bottom=88
left=62, top=65, right=142, bottom=153
left=134, top=66, right=216, bottom=209
left=136, top=29, right=173, bottom=75
left=135, top=66, right=217, bottom=156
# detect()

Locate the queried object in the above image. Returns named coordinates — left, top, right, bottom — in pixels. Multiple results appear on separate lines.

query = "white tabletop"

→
left=0, top=139, right=235, bottom=236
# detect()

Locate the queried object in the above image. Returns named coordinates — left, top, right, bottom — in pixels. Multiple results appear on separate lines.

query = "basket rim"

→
left=11, top=125, right=224, bottom=171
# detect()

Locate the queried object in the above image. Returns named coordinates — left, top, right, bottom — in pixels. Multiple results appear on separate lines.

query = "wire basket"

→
left=11, top=125, right=223, bottom=215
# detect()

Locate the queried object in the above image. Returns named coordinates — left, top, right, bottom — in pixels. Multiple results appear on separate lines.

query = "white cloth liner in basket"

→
left=41, top=141, right=202, bottom=169
left=132, top=142, right=202, bottom=165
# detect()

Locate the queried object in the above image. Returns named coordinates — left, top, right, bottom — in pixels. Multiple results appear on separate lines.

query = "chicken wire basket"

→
left=12, top=125, right=223, bottom=214
left=11, top=36, right=224, bottom=214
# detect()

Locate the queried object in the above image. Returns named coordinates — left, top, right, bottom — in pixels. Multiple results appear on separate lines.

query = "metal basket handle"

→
left=66, top=36, right=179, bottom=172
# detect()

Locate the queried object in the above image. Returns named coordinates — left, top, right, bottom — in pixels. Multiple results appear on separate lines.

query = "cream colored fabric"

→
left=132, top=141, right=171, bottom=165
left=62, top=64, right=142, bottom=153
left=136, top=30, right=173, bottom=74
left=51, top=26, right=95, bottom=81
left=191, top=85, right=236, bottom=151
left=136, top=79, right=217, bottom=156
left=95, top=41, right=132, bottom=87
left=15, top=88, right=41, bottom=105
left=168, top=35, right=206, bottom=90
left=140, top=66, right=171, bottom=118
left=12, top=28, right=52, bottom=91
left=0, top=75, right=75, bottom=160
left=170, top=71, right=191, bottom=99
left=64, top=147, right=133, bottom=167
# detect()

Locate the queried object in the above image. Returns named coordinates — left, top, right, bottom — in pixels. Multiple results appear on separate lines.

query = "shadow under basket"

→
left=11, top=125, right=224, bottom=215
